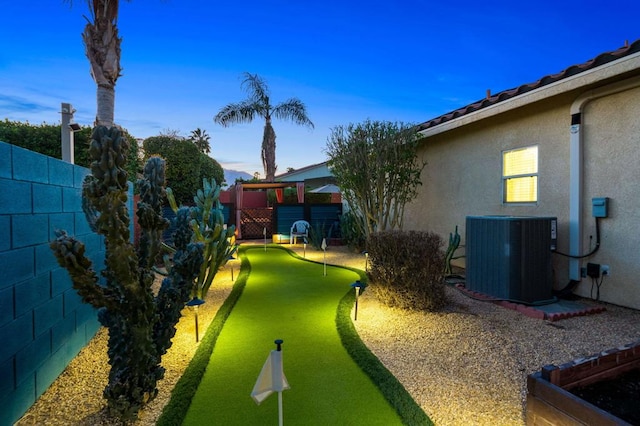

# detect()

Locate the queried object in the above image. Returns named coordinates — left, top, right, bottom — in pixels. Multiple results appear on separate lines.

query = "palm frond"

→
left=273, top=98, right=315, bottom=128
left=213, top=101, right=260, bottom=126
left=241, top=72, right=269, bottom=104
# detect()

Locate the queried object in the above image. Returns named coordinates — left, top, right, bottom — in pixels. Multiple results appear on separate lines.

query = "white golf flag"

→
left=251, top=349, right=290, bottom=404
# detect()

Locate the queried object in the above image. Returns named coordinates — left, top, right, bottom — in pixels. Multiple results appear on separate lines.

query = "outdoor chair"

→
left=290, top=220, right=310, bottom=245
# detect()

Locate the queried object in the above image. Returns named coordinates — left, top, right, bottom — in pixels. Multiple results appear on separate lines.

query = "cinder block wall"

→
left=0, top=141, right=133, bottom=425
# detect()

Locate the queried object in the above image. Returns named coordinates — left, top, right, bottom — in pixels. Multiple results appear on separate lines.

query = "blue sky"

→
left=1, top=1, right=639, bottom=175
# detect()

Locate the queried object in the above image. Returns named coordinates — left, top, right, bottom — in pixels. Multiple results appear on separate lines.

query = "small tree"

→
left=326, top=119, right=425, bottom=237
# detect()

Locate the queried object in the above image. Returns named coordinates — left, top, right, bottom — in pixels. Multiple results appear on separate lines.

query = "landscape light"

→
left=362, top=251, right=369, bottom=271
left=186, top=297, right=205, bottom=342
left=350, top=280, right=365, bottom=321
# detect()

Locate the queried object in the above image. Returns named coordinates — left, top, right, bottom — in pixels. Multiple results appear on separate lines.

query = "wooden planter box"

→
left=526, top=341, right=640, bottom=425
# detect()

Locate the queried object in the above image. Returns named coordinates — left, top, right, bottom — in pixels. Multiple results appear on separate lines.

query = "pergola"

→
left=234, top=182, right=305, bottom=239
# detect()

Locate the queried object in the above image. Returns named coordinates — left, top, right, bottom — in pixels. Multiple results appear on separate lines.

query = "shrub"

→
left=367, top=230, right=446, bottom=311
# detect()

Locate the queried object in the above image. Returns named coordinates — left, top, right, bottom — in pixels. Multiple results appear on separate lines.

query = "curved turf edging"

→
left=336, top=288, right=433, bottom=425
left=156, top=246, right=252, bottom=426
left=284, top=246, right=432, bottom=425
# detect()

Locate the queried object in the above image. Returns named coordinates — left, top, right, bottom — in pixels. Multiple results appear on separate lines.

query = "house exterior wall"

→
left=404, top=85, right=640, bottom=309
left=580, top=88, right=640, bottom=307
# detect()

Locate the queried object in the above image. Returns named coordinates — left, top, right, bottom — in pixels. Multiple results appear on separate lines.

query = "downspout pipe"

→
left=568, top=75, right=640, bottom=280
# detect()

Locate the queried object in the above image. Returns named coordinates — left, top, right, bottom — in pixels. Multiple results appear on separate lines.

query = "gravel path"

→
left=15, top=244, right=640, bottom=425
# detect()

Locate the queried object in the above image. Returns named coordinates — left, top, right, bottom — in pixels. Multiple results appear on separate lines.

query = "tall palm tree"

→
left=189, top=127, right=211, bottom=154
left=214, top=72, right=314, bottom=182
left=66, top=0, right=127, bottom=127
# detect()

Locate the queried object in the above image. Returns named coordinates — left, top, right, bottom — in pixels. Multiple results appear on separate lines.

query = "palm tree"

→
left=66, top=0, right=127, bottom=127
left=189, top=127, right=211, bottom=154
left=214, top=72, right=314, bottom=182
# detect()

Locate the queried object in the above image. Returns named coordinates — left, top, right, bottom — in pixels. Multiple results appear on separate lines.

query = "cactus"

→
left=50, top=126, right=203, bottom=421
left=165, top=178, right=238, bottom=299
left=444, top=225, right=461, bottom=276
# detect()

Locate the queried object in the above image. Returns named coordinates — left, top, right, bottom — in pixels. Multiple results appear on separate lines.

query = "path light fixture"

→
left=186, top=297, right=205, bottom=342
left=303, top=237, right=307, bottom=258
left=229, top=253, right=236, bottom=281
left=350, top=280, right=366, bottom=321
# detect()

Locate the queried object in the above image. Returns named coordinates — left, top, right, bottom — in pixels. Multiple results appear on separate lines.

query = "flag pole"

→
left=321, top=238, right=327, bottom=276
left=278, top=391, right=283, bottom=426
left=251, top=338, right=289, bottom=424
left=275, top=339, right=284, bottom=426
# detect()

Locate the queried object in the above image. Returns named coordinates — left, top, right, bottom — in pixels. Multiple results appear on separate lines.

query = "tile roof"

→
left=417, top=39, right=640, bottom=132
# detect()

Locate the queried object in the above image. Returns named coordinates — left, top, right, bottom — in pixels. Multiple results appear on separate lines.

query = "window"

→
left=502, top=146, right=538, bottom=203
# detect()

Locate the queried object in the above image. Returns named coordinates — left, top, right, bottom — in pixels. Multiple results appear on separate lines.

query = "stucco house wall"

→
left=404, top=49, right=640, bottom=309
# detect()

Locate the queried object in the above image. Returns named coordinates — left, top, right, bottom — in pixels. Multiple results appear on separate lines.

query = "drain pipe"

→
left=568, top=75, right=640, bottom=280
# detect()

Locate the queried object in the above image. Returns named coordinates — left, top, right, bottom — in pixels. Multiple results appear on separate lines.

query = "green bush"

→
left=0, top=119, right=141, bottom=185
left=367, top=230, right=446, bottom=311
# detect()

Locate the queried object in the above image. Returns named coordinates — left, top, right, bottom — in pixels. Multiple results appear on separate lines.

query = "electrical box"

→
left=592, top=197, right=609, bottom=218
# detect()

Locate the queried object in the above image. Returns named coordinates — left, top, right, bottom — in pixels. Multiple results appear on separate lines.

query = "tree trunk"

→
left=82, top=12, right=121, bottom=128
left=262, top=121, right=277, bottom=181
left=96, top=84, right=116, bottom=127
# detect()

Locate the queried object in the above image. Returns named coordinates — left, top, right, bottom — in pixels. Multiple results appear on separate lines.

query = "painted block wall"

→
left=0, top=142, right=134, bottom=426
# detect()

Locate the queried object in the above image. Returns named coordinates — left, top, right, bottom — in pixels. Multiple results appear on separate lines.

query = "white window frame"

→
left=502, top=145, right=539, bottom=204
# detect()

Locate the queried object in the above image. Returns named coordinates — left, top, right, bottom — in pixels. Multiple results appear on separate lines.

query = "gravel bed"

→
left=15, top=244, right=640, bottom=425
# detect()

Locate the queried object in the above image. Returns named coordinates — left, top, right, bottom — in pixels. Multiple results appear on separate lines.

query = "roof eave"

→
left=419, top=50, right=640, bottom=139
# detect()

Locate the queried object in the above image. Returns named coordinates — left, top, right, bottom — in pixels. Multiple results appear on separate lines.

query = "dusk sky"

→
left=1, top=1, right=639, bottom=176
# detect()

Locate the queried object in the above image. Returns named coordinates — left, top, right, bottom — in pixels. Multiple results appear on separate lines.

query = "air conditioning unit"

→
left=465, top=216, right=557, bottom=304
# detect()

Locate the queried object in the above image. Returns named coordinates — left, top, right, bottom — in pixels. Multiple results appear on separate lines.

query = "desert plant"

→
left=340, top=210, right=367, bottom=252
left=50, top=126, right=204, bottom=421
left=444, top=225, right=461, bottom=276
left=308, top=221, right=333, bottom=250
left=367, top=230, right=446, bottom=311
left=166, top=178, right=238, bottom=299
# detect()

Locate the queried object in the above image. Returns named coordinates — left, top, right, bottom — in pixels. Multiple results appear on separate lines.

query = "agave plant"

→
left=165, top=177, right=238, bottom=299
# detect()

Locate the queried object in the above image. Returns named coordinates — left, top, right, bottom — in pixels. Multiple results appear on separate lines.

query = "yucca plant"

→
left=165, top=178, right=238, bottom=299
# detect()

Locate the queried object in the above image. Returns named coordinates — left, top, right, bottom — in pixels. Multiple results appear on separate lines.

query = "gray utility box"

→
left=466, top=216, right=557, bottom=304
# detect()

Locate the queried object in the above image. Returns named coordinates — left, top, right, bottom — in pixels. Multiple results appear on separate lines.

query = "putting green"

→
left=183, top=246, right=403, bottom=425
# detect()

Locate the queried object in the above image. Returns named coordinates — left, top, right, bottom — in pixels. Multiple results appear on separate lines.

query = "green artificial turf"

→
left=182, top=246, right=402, bottom=425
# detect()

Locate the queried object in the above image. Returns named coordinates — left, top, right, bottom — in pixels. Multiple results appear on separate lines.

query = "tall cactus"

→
left=50, top=126, right=203, bottom=421
left=166, top=178, right=238, bottom=299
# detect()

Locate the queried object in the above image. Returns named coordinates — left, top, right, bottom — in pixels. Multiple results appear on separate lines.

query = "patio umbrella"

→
left=309, top=184, right=340, bottom=193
